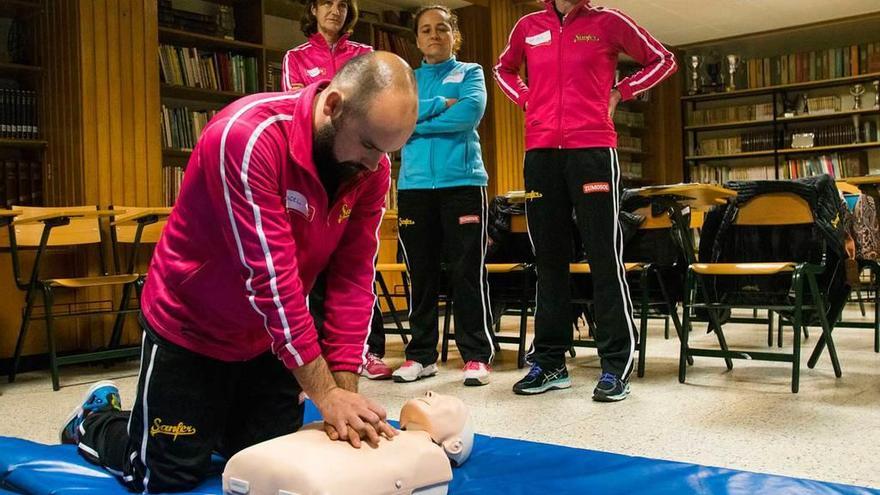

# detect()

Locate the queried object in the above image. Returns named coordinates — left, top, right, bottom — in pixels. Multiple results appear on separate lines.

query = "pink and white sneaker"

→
left=392, top=360, right=438, bottom=383
left=463, top=361, right=491, bottom=386
left=361, top=353, right=393, bottom=380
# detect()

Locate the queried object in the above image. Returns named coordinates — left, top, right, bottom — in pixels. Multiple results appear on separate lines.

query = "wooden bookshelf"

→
left=686, top=150, right=776, bottom=162
left=682, top=72, right=880, bottom=102
left=0, top=138, right=48, bottom=149
left=160, top=84, right=245, bottom=103
left=0, top=62, right=42, bottom=76
left=0, top=0, right=41, bottom=18
left=158, top=27, right=264, bottom=52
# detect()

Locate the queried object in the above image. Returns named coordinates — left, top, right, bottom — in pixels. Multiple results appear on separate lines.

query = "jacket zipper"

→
left=557, top=14, right=565, bottom=149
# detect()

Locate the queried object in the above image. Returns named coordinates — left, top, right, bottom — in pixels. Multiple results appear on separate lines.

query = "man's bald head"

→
left=329, top=51, right=418, bottom=120
left=312, top=51, right=419, bottom=173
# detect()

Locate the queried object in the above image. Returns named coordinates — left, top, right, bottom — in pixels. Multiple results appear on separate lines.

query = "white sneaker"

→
left=463, top=361, right=491, bottom=386
left=392, top=360, right=438, bottom=383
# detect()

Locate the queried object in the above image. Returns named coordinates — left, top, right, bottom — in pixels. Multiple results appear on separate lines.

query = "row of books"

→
left=2, top=160, right=42, bottom=207
left=699, top=135, right=754, bottom=155
left=806, top=95, right=841, bottom=114
left=159, top=44, right=259, bottom=94
left=160, top=105, right=218, bottom=151
left=163, top=166, right=185, bottom=206
left=618, top=135, right=642, bottom=151
left=0, top=89, right=39, bottom=139
left=266, top=62, right=283, bottom=92
left=619, top=160, right=643, bottom=180
left=744, top=41, right=880, bottom=89
left=374, top=30, right=419, bottom=68
left=691, top=152, right=865, bottom=183
left=613, top=110, right=645, bottom=128
left=784, top=123, right=874, bottom=148
left=782, top=153, right=865, bottom=180
left=690, top=103, right=773, bottom=125
left=158, top=0, right=233, bottom=39
left=691, top=164, right=776, bottom=184
left=697, top=122, right=879, bottom=155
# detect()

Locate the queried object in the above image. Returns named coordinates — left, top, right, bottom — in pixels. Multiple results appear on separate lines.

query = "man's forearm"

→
left=291, top=356, right=339, bottom=404
left=333, top=371, right=359, bottom=393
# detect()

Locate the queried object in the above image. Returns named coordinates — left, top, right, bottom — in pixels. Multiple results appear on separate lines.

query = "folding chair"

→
left=4, top=206, right=140, bottom=390
left=681, top=193, right=841, bottom=393
left=106, top=206, right=172, bottom=350
left=374, top=263, right=410, bottom=344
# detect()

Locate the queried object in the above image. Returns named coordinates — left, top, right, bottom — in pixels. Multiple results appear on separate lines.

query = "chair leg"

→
left=857, top=287, right=866, bottom=317
left=679, top=270, right=694, bottom=384
left=805, top=274, right=842, bottom=377
left=42, top=285, right=60, bottom=391
left=109, top=282, right=135, bottom=349
left=377, top=273, right=408, bottom=345
left=767, top=310, right=774, bottom=347
left=791, top=272, right=804, bottom=394
left=8, top=288, right=38, bottom=383
left=441, top=299, right=452, bottom=363
left=777, top=312, right=784, bottom=348
left=875, top=281, right=879, bottom=353
left=636, top=270, right=649, bottom=378
left=656, top=274, right=692, bottom=365
left=664, top=315, right=670, bottom=340
left=697, top=276, right=733, bottom=370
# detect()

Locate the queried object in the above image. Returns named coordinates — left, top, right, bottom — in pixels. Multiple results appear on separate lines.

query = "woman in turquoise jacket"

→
left=392, top=5, right=494, bottom=387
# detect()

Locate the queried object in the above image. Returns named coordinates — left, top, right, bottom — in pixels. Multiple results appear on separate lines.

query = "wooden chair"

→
left=4, top=206, right=140, bottom=390
left=681, top=193, right=840, bottom=393
left=374, top=263, right=410, bottom=344
left=106, top=206, right=172, bottom=350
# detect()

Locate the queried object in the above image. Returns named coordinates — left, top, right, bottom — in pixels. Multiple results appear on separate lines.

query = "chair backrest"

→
left=734, top=193, right=814, bottom=226
left=632, top=207, right=704, bottom=230
left=11, top=205, right=102, bottom=247
left=111, top=206, right=168, bottom=245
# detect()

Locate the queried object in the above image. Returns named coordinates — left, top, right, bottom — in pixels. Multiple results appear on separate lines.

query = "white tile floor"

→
left=1, top=306, right=878, bottom=488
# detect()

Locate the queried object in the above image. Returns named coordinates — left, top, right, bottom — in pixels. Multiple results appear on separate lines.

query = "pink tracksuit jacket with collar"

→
left=142, top=82, right=389, bottom=373
left=494, top=0, right=677, bottom=150
left=282, top=32, right=373, bottom=91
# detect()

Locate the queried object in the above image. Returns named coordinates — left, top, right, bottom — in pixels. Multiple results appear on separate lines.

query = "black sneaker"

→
left=592, top=372, right=630, bottom=402
left=512, top=363, right=571, bottom=395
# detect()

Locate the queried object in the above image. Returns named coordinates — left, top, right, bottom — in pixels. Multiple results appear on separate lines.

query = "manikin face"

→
left=400, top=391, right=474, bottom=466
left=313, top=0, right=349, bottom=39
left=415, top=9, right=455, bottom=64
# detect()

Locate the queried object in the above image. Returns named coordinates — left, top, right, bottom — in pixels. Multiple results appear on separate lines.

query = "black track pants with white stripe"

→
left=77, top=319, right=303, bottom=493
left=397, top=186, right=494, bottom=366
left=524, top=148, right=637, bottom=379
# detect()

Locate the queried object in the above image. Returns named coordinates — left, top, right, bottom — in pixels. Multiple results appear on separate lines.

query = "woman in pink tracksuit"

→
left=283, top=0, right=392, bottom=380
left=282, top=0, right=373, bottom=91
left=495, top=0, right=676, bottom=401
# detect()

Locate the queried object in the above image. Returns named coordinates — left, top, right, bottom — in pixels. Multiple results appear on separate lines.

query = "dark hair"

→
left=413, top=5, right=462, bottom=54
left=301, top=0, right=360, bottom=38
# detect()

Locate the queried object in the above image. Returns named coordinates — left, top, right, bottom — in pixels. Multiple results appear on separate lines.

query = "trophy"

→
left=217, top=5, right=236, bottom=40
left=801, top=94, right=809, bottom=115
left=850, top=84, right=866, bottom=111
left=874, top=80, right=879, bottom=109
left=688, top=55, right=702, bottom=95
left=725, top=55, right=740, bottom=92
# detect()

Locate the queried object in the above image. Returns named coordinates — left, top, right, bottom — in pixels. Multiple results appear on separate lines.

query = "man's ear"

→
left=322, top=90, right=345, bottom=121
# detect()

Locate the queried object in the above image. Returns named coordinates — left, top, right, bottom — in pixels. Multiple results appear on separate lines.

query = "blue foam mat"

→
left=2, top=401, right=877, bottom=495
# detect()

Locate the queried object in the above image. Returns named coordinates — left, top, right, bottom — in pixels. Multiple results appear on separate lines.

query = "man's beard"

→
left=312, top=118, right=365, bottom=193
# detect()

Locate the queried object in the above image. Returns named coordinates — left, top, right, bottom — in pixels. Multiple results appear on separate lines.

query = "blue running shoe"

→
left=60, top=380, right=122, bottom=444
left=512, top=363, right=570, bottom=395
left=592, top=372, right=630, bottom=402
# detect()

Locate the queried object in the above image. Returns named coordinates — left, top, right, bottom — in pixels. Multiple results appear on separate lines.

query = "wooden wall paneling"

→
left=144, top=1, right=162, bottom=207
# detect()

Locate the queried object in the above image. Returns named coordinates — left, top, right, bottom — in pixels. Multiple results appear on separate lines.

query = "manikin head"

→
left=399, top=391, right=474, bottom=466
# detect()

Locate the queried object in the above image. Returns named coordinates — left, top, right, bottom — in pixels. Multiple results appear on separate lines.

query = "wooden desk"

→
left=846, top=175, right=880, bottom=198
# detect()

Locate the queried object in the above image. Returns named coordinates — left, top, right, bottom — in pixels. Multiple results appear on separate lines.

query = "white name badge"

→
left=306, top=67, right=322, bottom=78
left=525, top=30, right=552, bottom=47
left=286, top=190, right=309, bottom=216
left=443, top=71, right=465, bottom=84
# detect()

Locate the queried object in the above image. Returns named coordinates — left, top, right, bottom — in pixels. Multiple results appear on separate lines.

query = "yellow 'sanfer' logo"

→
left=150, top=418, right=197, bottom=441
left=338, top=204, right=352, bottom=223
left=524, top=191, right=543, bottom=201
left=399, top=218, right=415, bottom=226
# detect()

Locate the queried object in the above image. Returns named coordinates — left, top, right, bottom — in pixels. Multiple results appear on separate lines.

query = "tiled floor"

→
left=1, top=307, right=878, bottom=488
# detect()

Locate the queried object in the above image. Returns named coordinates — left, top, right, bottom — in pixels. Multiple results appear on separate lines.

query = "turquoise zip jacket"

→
left=400, top=57, right=489, bottom=190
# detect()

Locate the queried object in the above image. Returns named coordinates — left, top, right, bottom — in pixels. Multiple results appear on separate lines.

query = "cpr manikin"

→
left=222, top=392, right=474, bottom=495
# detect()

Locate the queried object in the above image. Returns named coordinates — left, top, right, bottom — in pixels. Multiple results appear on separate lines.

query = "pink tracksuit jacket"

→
left=494, top=0, right=676, bottom=150
left=142, top=83, right=389, bottom=373
left=282, top=33, right=373, bottom=91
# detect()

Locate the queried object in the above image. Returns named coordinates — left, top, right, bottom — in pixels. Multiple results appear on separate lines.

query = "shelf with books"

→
left=0, top=138, right=47, bottom=148
left=0, top=0, right=41, bottom=18
left=686, top=150, right=776, bottom=161
left=777, top=108, right=880, bottom=124
left=0, top=62, right=41, bottom=76
left=160, top=84, right=244, bottom=103
left=158, top=27, right=263, bottom=53
left=779, top=142, right=880, bottom=155
left=681, top=72, right=880, bottom=102
left=685, top=118, right=774, bottom=132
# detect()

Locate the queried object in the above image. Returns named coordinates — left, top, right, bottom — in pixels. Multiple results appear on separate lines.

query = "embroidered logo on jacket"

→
left=459, top=215, right=480, bottom=225
left=525, top=30, right=552, bottom=47
left=338, top=204, right=352, bottom=223
left=150, top=418, right=197, bottom=441
left=307, top=67, right=323, bottom=78
left=583, top=182, right=610, bottom=194
left=575, top=34, right=600, bottom=42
